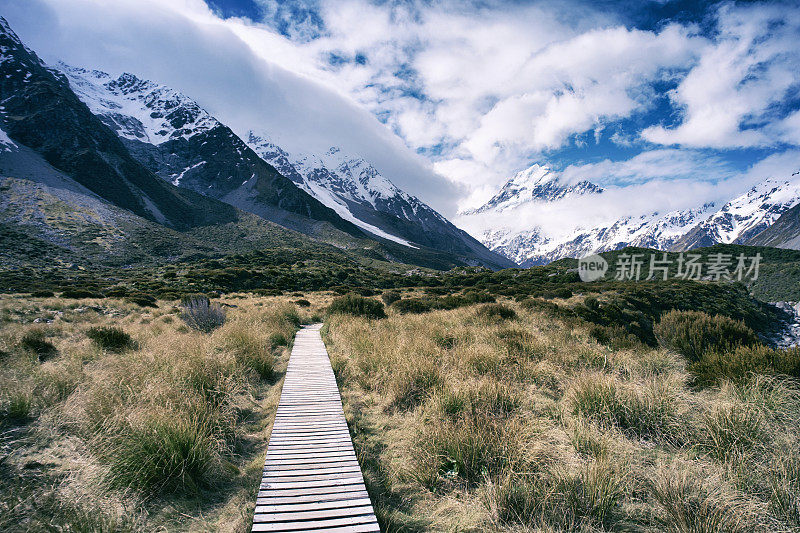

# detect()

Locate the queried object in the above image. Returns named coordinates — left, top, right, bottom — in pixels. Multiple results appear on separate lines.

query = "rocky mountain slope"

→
left=0, top=18, right=237, bottom=231
left=747, top=184, right=800, bottom=249
left=56, top=63, right=364, bottom=238
left=55, top=61, right=511, bottom=268
left=458, top=163, right=800, bottom=266
left=247, top=132, right=514, bottom=267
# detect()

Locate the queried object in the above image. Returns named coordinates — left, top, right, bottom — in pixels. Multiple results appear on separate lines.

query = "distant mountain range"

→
left=0, top=17, right=511, bottom=272
left=2, top=13, right=798, bottom=274
left=457, top=164, right=800, bottom=266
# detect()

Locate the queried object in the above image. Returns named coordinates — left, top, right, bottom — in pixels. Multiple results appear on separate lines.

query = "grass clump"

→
left=692, top=345, right=800, bottom=385
left=328, top=293, right=386, bottom=319
left=180, top=295, right=226, bottom=332
left=655, top=310, right=759, bottom=362
left=494, top=461, right=624, bottom=530
left=475, top=303, right=517, bottom=321
left=649, top=468, right=756, bottom=533
left=19, top=328, right=58, bottom=361
left=87, top=327, right=134, bottom=352
left=125, top=294, right=158, bottom=308
left=567, top=374, right=680, bottom=441
left=381, top=290, right=401, bottom=306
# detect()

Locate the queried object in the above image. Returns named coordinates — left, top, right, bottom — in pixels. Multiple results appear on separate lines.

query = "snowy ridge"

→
left=459, top=162, right=800, bottom=265
left=674, top=176, right=800, bottom=249
left=248, top=131, right=450, bottom=245
left=58, top=63, right=219, bottom=145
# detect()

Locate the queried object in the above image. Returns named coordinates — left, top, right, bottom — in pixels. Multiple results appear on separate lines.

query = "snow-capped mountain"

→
left=458, top=163, right=800, bottom=266
left=247, top=132, right=491, bottom=255
left=54, top=61, right=512, bottom=268
left=55, top=63, right=373, bottom=238
left=463, top=164, right=603, bottom=215
left=673, top=176, right=800, bottom=250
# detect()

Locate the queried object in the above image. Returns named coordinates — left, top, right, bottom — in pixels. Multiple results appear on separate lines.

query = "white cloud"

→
left=642, top=4, right=800, bottom=148
left=2, top=0, right=798, bottom=226
left=0, top=0, right=464, bottom=215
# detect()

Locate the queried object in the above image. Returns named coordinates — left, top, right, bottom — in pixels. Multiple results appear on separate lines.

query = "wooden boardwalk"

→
left=253, top=324, right=379, bottom=533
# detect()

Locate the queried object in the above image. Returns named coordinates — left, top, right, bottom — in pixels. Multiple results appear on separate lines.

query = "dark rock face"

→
left=0, top=18, right=237, bottom=230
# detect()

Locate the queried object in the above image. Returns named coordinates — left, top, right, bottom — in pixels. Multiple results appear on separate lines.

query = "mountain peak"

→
left=465, top=163, right=603, bottom=215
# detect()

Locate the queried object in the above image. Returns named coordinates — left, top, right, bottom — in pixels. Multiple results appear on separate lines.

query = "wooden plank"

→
left=251, top=324, right=378, bottom=533
left=255, top=497, right=373, bottom=514
left=251, top=515, right=379, bottom=532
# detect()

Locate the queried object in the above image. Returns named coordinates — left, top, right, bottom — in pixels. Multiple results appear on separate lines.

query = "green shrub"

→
left=60, top=289, right=104, bottom=299
left=295, top=299, right=311, bottom=307
left=328, top=294, right=386, bottom=319
left=521, top=298, right=562, bottom=314
left=30, top=290, right=54, bottom=298
left=181, top=296, right=226, bottom=333
left=381, top=290, right=402, bottom=306
left=654, top=310, right=759, bottom=362
left=126, top=294, right=158, bottom=308
left=19, top=329, right=58, bottom=361
left=692, top=345, right=800, bottom=385
left=87, top=327, right=134, bottom=352
left=476, top=303, right=517, bottom=321
left=392, top=298, right=434, bottom=314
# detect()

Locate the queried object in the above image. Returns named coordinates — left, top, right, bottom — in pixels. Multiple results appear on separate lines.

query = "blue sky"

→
left=196, top=0, right=800, bottom=208
left=3, top=0, right=799, bottom=217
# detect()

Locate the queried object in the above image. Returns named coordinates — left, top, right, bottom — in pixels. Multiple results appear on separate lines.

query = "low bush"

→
left=381, top=290, right=402, bottom=306
left=654, top=310, right=760, bottom=362
left=30, top=290, right=54, bottom=298
left=692, top=345, right=800, bottom=385
left=60, top=289, right=104, bottom=299
left=19, top=329, right=58, bottom=361
left=328, top=294, right=386, bottom=319
left=181, top=296, right=226, bottom=332
left=126, top=294, right=158, bottom=308
left=87, top=327, right=134, bottom=352
left=392, top=298, right=434, bottom=314
left=295, top=299, right=311, bottom=307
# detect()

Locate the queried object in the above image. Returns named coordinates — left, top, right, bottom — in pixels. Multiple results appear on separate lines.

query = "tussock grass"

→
left=325, top=299, right=800, bottom=531
left=0, top=293, right=303, bottom=531
left=86, top=326, right=134, bottom=352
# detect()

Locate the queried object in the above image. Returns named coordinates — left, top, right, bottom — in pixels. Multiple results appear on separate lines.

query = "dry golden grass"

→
left=0, top=292, right=324, bottom=532
left=325, top=300, right=800, bottom=532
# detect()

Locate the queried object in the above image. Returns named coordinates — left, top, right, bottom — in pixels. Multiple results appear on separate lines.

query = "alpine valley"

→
left=2, top=13, right=800, bottom=277
left=0, top=17, right=512, bottom=273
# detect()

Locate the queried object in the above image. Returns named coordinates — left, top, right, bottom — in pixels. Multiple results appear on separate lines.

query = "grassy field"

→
left=0, top=293, right=328, bottom=532
left=2, top=277, right=798, bottom=532
left=325, top=295, right=800, bottom=532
